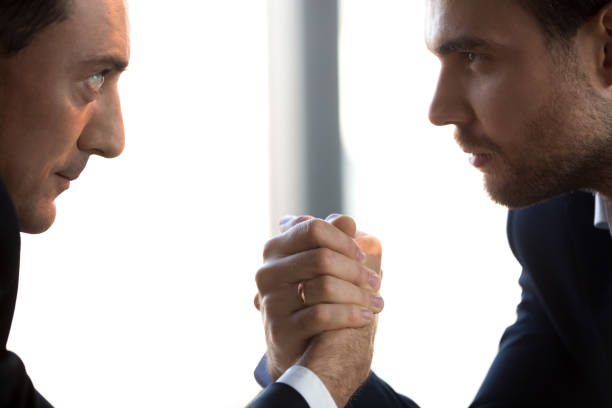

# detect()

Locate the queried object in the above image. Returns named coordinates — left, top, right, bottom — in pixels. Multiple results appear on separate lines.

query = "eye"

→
left=462, top=52, right=479, bottom=64
left=86, top=70, right=108, bottom=91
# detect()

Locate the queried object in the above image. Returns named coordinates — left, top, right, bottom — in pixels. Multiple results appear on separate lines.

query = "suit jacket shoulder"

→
left=0, top=177, right=52, bottom=408
left=473, top=192, right=612, bottom=407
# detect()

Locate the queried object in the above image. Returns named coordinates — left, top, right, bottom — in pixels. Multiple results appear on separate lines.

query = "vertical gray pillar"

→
left=267, top=0, right=343, bottom=234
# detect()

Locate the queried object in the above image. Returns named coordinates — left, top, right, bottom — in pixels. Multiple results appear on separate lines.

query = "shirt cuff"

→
left=277, top=365, right=337, bottom=408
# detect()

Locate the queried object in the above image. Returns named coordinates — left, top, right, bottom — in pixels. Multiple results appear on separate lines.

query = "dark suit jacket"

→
left=0, top=178, right=52, bottom=407
left=248, top=192, right=612, bottom=407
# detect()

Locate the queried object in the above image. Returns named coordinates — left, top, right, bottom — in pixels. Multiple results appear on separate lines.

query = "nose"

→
left=428, top=66, right=473, bottom=127
left=78, top=87, right=125, bottom=158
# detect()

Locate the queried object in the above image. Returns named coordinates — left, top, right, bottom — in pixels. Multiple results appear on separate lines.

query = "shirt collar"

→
left=594, top=192, right=612, bottom=232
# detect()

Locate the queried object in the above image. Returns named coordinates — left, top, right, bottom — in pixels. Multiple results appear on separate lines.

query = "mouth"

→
left=461, top=149, right=493, bottom=169
left=454, top=130, right=496, bottom=169
left=54, top=165, right=85, bottom=192
left=56, top=161, right=87, bottom=183
left=56, top=172, right=80, bottom=182
left=54, top=173, right=71, bottom=192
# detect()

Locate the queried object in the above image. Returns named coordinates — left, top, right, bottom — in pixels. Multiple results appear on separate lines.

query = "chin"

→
left=17, top=202, right=57, bottom=234
left=483, top=174, right=561, bottom=210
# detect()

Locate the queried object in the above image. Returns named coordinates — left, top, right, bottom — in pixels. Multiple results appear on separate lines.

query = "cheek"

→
left=470, top=69, right=550, bottom=150
left=15, top=86, right=86, bottom=147
left=0, top=97, right=87, bottom=198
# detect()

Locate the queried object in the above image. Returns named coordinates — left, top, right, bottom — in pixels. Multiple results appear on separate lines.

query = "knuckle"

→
left=347, top=306, right=360, bottom=325
left=348, top=306, right=362, bottom=326
left=318, top=276, right=336, bottom=300
left=304, top=218, right=325, bottom=243
left=358, top=266, right=369, bottom=287
left=254, top=266, right=265, bottom=291
left=314, top=248, right=334, bottom=273
left=255, top=264, right=272, bottom=292
left=262, top=237, right=277, bottom=260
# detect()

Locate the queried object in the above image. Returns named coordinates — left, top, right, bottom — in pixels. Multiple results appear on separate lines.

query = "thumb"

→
left=325, top=214, right=357, bottom=238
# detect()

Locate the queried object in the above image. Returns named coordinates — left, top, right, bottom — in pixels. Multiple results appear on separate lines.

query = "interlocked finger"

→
left=256, top=247, right=380, bottom=295
left=288, top=303, right=375, bottom=339
left=260, top=276, right=383, bottom=319
left=299, top=275, right=383, bottom=312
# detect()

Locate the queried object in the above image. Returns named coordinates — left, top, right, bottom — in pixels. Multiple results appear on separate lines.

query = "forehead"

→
left=425, top=0, right=541, bottom=54
left=62, top=0, right=130, bottom=65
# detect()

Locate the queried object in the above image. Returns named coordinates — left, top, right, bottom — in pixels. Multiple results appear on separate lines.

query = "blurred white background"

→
left=8, top=1, right=521, bottom=407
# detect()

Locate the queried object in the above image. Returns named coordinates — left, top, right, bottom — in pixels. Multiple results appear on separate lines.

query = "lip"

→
left=467, top=152, right=492, bottom=168
left=55, top=173, right=71, bottom=191
left=54, top=163, right=86, bottom=193
left=56, top=172, right=80, bottom=181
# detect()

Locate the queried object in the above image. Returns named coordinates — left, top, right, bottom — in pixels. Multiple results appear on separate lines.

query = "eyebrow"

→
left=84, top=55, right=129, bottom=73
left=434, top=36, right=498, bottom=56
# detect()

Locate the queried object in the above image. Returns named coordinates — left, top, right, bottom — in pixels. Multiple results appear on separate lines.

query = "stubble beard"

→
left=482, top=65, right=612, bottom=209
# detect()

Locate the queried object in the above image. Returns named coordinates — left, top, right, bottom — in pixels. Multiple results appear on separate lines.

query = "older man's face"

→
left=0, top=0, right=130, bottom=233
left=426, top=0, right=612, bottom=208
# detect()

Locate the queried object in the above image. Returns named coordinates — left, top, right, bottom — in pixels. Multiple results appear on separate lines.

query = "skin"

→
left=255, top=216, right=382, bottom=372
left=255, top=215, right=382, bottom=407
left=0, top=0, right=130, bottom=233
left=427, top=0, right=612, bottom=208
left=257, top=0, right=612, bottom=405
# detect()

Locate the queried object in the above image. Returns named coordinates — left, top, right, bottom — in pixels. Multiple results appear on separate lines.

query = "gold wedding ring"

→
left=297, top=281, right=306, bottom=305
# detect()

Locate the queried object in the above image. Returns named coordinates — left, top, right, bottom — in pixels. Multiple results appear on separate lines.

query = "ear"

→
left=601, top=10, right=612, bottom=74
left=582, top=3, right=612, bottom=89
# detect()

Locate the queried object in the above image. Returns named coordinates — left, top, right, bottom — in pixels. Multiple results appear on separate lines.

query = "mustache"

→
left=453, top=127, right=500, bottom=154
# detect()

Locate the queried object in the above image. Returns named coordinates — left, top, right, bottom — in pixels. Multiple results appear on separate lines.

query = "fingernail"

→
left=362, top=309, right=374, bottom=321
left=371, top=295, right=384, bottom=308
left=356, top=249, right=366, bottom=263
left=368, top=273, right=380, bottom=289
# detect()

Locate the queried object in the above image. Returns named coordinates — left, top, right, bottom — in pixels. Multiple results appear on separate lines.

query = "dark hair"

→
left=0, top=0, right=71, bottom=57
left=516, top=0, right=610, bottom=42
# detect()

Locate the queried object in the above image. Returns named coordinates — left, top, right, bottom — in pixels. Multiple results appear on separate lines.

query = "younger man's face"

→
left=0, top=0, right=130, bottom=233
left=427, top=0, right=612, bottom=208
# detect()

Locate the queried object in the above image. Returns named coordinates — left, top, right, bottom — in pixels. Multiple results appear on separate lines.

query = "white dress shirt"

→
left=593, top=192, right=612, bottom=235
left=278, top=365, right=337, bottom=408
left=278, top=193, right=612, bottom=407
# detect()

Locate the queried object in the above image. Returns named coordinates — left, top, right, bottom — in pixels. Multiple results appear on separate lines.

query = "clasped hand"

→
left=254, top=214, right=384, bottom=406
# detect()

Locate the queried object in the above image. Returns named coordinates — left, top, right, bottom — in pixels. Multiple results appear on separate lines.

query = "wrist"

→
left=266, top=355, right=285, bottom=382
left=298, top=327, right=375, bottom=408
